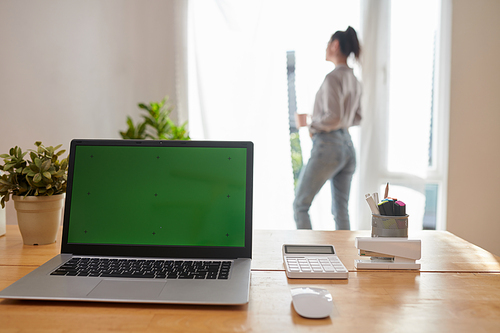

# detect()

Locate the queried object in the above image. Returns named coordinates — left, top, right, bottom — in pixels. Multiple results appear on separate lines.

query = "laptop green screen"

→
left=67, top=145, right=247, bottom=247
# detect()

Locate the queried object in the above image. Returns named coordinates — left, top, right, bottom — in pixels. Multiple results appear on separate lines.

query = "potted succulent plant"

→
left=0, top=142, right=68, bottom=245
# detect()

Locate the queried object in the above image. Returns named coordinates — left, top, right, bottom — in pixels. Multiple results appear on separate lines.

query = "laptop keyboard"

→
left=50, top=257, right=232, bottom=280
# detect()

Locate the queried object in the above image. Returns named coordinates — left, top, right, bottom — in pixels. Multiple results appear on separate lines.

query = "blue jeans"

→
left=293, top=129, right=356, bottom=230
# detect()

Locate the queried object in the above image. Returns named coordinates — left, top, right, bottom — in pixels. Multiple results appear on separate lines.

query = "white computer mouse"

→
left=290, top=287, right=333, bottom=319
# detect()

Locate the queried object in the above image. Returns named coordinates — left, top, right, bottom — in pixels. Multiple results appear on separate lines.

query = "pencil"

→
left=384, top=182, right=389, bottom=199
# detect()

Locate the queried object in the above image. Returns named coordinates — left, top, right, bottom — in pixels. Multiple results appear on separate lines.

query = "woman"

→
left=293, top=26, right=362, bottom=230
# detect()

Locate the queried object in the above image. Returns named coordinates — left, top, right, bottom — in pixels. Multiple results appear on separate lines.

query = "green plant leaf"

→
left=41, top=159, right=51, bottom=172
left=126, top=116, right=135, bottom=127
left=33, top=173, right=42, bottom=183
left=43, top=171, right=51, bottom=179
left=46, top=146, right=54, bottom=156
left=60, top=159, right=68, bottom=170
left=121, top=96, right=189, bottom=141
left=34, top=158, right=42, bottom=169
left=3, top=163, right=15, bottom=171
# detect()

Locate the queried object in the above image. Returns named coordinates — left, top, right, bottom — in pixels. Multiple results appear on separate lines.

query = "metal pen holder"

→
left=371, top=214, right=409, bottom=237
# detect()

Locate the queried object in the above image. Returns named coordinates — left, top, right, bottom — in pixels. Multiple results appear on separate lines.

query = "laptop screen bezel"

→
left=60, top=139, right=253, bottom=259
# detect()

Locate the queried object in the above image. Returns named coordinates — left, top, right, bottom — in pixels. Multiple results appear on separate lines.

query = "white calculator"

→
left=282, top=244, right=349, bottom=279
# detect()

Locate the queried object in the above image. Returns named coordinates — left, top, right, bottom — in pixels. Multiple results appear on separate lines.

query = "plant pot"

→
left=0, top=205, right=5, bottom=237
left=12, top=194, right=65, bottom=245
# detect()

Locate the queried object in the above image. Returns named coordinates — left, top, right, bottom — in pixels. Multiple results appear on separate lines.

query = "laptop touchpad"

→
left=87, top=280, right=166, bottom=300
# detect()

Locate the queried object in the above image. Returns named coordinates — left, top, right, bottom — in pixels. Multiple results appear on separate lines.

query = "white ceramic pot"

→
left=12, top=194, right=65, bottom=245
left=0, top=205, right=5, bottom=237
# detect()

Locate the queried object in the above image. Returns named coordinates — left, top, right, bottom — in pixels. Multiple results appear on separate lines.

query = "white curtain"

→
left=187, top=0, right=296, bottom=229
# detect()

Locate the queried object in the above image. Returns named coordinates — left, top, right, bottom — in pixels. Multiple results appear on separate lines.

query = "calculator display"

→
left=284, top=245, right=335, bottom=254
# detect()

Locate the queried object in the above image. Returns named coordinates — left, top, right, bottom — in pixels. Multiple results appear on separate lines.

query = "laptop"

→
left=0, top=139, right=253, bottom=305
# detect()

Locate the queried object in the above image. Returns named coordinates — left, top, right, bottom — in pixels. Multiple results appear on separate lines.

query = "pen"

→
left=365, top=194, right=380, bottom=215
left=384, top=182, right=389, bottom=199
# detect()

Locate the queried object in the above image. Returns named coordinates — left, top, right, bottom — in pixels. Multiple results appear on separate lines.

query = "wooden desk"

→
left=3, top=226, right=500, bottom=273
left=1, top=226, right=500, bottom=332
left=252, top=229, right=500, bottom=273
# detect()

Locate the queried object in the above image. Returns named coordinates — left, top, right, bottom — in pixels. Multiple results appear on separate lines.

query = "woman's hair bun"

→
left=331, top=26, right=361, bottom=59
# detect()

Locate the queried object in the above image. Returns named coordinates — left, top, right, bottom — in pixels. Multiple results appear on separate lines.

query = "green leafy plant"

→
left=290, top=132, right=303, bottom=189
left=120, top=96, right=190, bottom=140
left=0, top=142, right=68, bottom=208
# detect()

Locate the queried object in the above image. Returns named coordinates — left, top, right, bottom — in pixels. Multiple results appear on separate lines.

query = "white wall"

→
left=3, top=1, right=500, bottom=257
left=447, top=0, right=500, bottom=255
left=1, top=0, right=179, bottom=224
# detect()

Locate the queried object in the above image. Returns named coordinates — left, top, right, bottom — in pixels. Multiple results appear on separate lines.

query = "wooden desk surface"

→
left=2, top=226, right=500, bottom=332
left=253, top=229, right=500, bottom=273
left=1, top=269, right=499, bottom=332
left=2, top=226, right=500, bottom=273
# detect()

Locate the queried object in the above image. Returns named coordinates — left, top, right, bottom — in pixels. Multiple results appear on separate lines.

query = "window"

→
left=187, top=0, right=450, bottom=230
left=385, top=0, right=446, bottom=231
